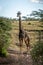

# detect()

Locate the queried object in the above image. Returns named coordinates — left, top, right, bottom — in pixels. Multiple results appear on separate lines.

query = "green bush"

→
left=28, top=22, right=31, bottom=25
left=0, top=17, right=12, bottom=57
left=0, top=47, right=7, bottom=57
left=30, top=42, right=43, bottom=65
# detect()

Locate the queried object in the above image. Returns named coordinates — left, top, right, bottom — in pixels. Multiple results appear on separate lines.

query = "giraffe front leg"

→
left=26, top=46, right=28, bottom=53
left=19, top=38, right=23, bottom=54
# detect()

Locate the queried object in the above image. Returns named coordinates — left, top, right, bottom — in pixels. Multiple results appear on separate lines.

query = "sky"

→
left=0, top=0, right=43, bottom=18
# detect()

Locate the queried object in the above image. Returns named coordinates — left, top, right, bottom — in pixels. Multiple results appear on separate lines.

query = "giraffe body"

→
left=19, top=28, right=30, bottom=49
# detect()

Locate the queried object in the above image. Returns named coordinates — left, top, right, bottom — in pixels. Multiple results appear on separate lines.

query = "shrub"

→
left=0, top=17, right=12, bottom=57
left=30, top=42, right=43, bottom=65
left=0, top=47, right=7, bottom=57
left=28, top=22, right=31, bottom=25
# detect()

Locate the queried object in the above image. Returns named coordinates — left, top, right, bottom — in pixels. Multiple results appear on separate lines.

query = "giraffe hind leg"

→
left=24, top=38, right=30, bottom=53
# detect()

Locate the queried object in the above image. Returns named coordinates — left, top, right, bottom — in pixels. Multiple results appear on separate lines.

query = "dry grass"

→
left=9, top=21, right=43, bottom=51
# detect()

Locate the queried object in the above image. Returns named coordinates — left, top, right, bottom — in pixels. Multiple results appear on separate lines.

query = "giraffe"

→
left=17, top=11, right=30, bottom=53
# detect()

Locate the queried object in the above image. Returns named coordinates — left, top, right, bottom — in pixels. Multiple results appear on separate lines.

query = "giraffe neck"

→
left=19, top=16, right=22, bottom=31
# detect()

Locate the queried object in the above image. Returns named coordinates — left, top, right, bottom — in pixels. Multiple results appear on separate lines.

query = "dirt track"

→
left=0, top=49, right=33, bottom=65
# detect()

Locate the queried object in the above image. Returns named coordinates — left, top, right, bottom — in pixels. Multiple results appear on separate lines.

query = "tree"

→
left=30, top=9, right=43, bottom=22
left=22, top=16, right=27, bottom=20
left=22, top=16, right=29, bottom=22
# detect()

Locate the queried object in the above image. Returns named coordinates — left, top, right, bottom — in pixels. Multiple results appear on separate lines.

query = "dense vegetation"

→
left=31, top=42, right=43, bottom=65
left=0, top=17, right=12, bottom=57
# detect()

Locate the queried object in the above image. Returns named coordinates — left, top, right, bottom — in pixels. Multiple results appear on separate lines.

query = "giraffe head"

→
left=17, top=11, right=21, bottom=17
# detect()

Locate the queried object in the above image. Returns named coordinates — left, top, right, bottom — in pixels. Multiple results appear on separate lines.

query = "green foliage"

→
left=0, top=17, right=12, bottom=57
left=0, top=47, right=7, bottom=57
left=0, top=17, right=12, bottom=32
left=31, top=9, right=43, bottom=22
left=30, top=42, right=43, bottom=65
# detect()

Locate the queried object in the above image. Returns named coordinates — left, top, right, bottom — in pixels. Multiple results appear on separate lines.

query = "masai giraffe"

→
left=17, top=11, right=30, bottom=52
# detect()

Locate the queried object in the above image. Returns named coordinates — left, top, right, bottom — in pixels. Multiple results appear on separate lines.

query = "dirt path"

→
left=0, top=49, right=33, bottom=65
